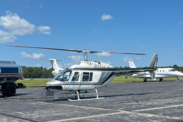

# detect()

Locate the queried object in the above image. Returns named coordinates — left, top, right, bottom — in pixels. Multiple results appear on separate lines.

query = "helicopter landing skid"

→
left=68, top=88, right=104, bottom=101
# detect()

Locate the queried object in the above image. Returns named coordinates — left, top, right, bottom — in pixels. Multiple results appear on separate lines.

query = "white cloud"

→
left=21, top=52, right=45, bottom=59
left=137, top=57, right=141, bottom=60
left=64, top=63, right=73, bottom=67
left=40, top=4, right=43, bottom=8
left=93, top=30, right=99, bottom=33
left=21, top=52, right=31, bottom=58
left=181, top=47, right=183, bottom=50
left=32, top=53, right=45, bottom=59
left=37, top=26, right=51, bottom=34
left=0, top=11, right=35, bottom=35
left=101, top=61, right=112, bottom=65
left=69, top=55, right=83, bottom=62
left=96, top=52, right=111, bottom=57
left=0, top=11, right=51, bottom=43
left=101, top=14, right=113, bottom=21
left=0, top=30, right=16, bottom=43
left=123, top=57, right=133, bottom=62
left=66, top=55, right=83, bottom=67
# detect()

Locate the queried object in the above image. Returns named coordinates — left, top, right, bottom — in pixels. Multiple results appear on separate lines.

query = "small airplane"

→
left=7, top=45, right=158, bottom=101
left=35, top=59, right=64, bottom=75
left=129, top=60, right=183, bottom=82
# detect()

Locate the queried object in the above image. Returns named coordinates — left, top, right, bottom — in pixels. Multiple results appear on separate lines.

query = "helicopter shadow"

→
left=44, top=92, right=161, bottom=102
left=14, top=93, right=31, bottom=96
left=99, top=92, right=161, bottom=98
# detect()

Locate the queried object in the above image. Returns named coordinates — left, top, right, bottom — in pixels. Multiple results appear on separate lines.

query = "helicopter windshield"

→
left=54, top=69, right=72, bottom=82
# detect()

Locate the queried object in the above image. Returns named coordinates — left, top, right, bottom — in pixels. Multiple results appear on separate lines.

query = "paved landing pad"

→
left=0, top=81, right=183, bottom=122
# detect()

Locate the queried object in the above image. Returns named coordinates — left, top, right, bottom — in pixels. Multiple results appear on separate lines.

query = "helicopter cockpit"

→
left=53, top=69, right=72, bottom=82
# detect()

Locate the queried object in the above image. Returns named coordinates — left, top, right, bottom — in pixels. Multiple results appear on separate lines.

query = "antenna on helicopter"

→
left=7, top=45, right=146, bottom=61
left=75, top=56, right=81, bottom=65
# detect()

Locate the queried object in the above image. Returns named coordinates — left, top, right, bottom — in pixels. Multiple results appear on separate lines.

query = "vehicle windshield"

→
left=54, top=69, right=72, bottom=82
left=170, top=69, right=176, bottom=71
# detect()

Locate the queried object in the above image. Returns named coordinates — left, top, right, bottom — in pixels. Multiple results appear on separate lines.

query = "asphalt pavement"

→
left=0, top=80, right=183, bottom=122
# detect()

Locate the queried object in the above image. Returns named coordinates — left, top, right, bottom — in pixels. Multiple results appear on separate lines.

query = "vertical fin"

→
left=128, top=60, right=136, bottom=68
left=149, top=53, right=158, bottom=80
left=49, top=59, right=63, bottom=71
left=149, top=53, right=158, bottom=68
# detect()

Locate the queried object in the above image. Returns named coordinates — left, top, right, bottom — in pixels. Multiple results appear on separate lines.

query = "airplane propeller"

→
left=7, top=45, right=146, bottom=61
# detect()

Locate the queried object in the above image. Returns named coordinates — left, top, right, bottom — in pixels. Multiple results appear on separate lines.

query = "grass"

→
left=112, top=76, right=183, bottom=83
left=16, top=77, right=183, bottom=88
left=16, top=80, right=50, bottom=88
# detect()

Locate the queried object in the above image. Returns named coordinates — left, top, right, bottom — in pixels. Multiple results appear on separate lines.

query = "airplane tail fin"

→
left=35, top=59, right=63, bottom=71
left=128, top=60, right=136, bottom=68
left=149, top=53, right=158, bottom=68
left=48, top=59, right=64, bottom=71
left=149, top=53, right=158, bottom=80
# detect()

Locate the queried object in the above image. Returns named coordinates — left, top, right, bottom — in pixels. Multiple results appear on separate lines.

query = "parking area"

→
left=0, top=81, right=183, bottom=122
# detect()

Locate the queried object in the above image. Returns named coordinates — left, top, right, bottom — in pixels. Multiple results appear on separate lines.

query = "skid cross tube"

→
left=68, top=88, right=104, bottom=101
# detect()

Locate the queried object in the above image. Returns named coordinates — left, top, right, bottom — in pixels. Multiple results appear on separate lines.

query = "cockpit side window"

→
left=82, top=72, right=93, bottom=82
left=64, top=71, right=71, bottom=81
left=82, top=72, right=89, bottom=82
left=55, top=70, right=72, bottom=82
left=71, top=72, right=79, bottom=83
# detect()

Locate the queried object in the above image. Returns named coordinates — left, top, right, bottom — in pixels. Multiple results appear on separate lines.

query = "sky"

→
left=0, top=0, right=183, bottom=69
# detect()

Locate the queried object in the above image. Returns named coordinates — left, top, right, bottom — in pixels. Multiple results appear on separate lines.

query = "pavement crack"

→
left=0, top=112, right=38, bottom=122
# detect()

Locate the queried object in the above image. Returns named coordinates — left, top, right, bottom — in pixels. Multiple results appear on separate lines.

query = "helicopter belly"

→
left=61, top=85, right=95, bottom=90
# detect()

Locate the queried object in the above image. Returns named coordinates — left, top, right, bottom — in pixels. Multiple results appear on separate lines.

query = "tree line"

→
left=22, top=66, right=53, bottom=78
left=22, top=65, right=183, bottom=78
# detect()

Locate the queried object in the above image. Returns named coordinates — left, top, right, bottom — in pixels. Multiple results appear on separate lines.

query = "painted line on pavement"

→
left=134, top=104, right=183, bottom=112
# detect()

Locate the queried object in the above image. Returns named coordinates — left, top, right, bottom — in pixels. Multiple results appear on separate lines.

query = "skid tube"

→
left=68, top=88, right=104, bottom=101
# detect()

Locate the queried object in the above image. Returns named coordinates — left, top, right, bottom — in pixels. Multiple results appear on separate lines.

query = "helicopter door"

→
left=82, top=72, right=90, bottom=84
left=80, top=72, right=94, bottom=89
left=70, top=72, right=80, bottom=90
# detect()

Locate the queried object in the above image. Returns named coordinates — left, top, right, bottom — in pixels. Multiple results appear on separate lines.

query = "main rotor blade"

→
left=7, top=45, right=145, bottom=55
left=7, top=45, right=83, bottom=53
left=90, top=51, right=146, bottom=55
left=109, top=52, right=145, bottom=55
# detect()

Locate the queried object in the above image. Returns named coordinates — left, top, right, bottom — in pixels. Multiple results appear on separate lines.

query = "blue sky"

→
left=0, top=0, right=183, bottom=68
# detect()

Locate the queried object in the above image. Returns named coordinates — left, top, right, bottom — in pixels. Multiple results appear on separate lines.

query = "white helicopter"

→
left=8, top=45, right=158, bottom=101
left=35, top=59, right=64, bottom=75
